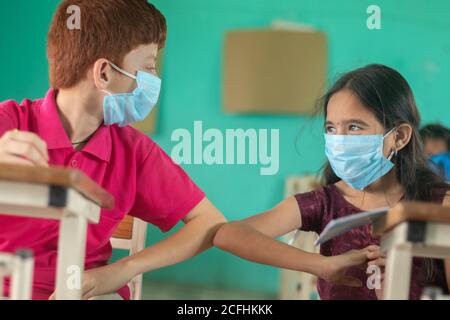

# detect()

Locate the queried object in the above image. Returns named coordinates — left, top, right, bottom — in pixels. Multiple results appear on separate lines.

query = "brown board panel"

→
left=223, top=29, right=327, bottom=114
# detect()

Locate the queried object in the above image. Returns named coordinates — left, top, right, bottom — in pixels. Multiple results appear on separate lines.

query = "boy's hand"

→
left=318, top=246, right=372, bottom=287
left=0, top=129, right=49, bottom=167
left=49, top=260, right=136, bottom=300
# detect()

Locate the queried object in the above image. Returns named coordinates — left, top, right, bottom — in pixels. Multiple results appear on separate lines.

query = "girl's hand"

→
left=318, top=246, right=372, bottom=287
left=366, top=245, right=386, bottom=299
left=49, top=260, right=137, bottom=300
left=0, top=130, right=49, bottom=167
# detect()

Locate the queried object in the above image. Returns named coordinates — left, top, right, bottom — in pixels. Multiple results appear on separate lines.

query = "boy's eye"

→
left=145, top=66, right=157, bottom=72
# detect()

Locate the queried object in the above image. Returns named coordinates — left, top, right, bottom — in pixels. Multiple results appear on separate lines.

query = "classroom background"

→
left=0, top=0, right=449, bottom=299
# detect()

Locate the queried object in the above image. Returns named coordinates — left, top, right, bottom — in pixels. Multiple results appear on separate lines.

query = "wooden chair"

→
left=111, top=215, right=148, bottom=300
left=280, top=175, right=322, bottom=300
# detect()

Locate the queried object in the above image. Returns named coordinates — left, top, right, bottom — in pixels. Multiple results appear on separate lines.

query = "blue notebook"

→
left=314, top=207, right=390, bottom=246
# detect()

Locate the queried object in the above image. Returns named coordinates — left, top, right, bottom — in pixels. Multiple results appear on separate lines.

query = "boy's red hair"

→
left=47, top=0, right=166, bottom=89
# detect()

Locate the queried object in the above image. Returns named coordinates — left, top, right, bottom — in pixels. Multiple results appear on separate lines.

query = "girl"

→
left=214, top=64, right=450, bottom=299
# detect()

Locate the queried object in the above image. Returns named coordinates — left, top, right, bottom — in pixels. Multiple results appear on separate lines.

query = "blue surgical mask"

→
left=102, top=62, right=161, bottom=127
left=324, top=128, right=397, bottom=190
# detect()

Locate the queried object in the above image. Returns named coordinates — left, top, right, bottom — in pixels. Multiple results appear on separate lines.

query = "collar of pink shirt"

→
left=38, top=88, right=112, bottom=162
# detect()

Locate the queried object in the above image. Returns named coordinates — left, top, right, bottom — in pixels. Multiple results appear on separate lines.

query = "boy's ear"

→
left=92, top=59, right=113, bottom=90
left=394, top=123, right=413, bottom=152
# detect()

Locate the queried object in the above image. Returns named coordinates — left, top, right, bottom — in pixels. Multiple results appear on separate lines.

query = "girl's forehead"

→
left=326, top=90, right=379, bottom=125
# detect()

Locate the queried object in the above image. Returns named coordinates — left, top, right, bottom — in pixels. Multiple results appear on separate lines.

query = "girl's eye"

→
left=349, top=125, right=362, bottom=131
left=325, top=126, right=336, bottom=134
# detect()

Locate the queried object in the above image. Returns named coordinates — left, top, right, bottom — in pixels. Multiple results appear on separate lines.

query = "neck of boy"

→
left=56, top=84, right=104, bottom=145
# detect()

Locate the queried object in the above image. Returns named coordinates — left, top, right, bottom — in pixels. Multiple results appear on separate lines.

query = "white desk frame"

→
left=381, top=220, right=450, bottom=300
left=0, top=180, right=100, bottom=300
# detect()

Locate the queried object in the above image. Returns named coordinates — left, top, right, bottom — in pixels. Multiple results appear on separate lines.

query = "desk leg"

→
left=383, top=244, right=412, bottom=300
left=55, top=212, right=87, bottom=300
left=10, top=250, right=34, bottom=300
left=0, top=267, right=4, bottom=299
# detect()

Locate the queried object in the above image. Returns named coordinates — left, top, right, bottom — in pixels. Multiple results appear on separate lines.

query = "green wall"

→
left=1, top=0, right=449, bottom=294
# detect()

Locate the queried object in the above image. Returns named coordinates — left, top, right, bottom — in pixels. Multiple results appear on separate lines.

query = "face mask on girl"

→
left=325, top=128, right=397, bottom=190
left=102, top=62, right=161, bottom=127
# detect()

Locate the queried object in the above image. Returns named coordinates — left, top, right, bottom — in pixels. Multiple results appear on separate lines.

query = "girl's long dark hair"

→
left=320, top=64, right=449, bottom=281
left=321, top=64, right=449, bottom=201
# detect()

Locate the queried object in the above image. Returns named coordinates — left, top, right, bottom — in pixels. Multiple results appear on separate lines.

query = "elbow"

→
left=213, top=221, right=240, bottom=250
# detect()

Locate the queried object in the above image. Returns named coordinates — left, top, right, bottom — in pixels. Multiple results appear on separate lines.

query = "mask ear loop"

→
left=102, top=62, right=138, bottom=96
left=109, top=62, right=137, bottom=80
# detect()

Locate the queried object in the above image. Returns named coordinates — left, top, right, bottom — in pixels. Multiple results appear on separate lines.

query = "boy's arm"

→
left=69, top=197, right=226, bottom=300
left=122, top=197, right=226, bottom=272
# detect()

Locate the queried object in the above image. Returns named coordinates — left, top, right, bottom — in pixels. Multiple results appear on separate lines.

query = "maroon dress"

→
left=295, top=184, right=448, bottom=300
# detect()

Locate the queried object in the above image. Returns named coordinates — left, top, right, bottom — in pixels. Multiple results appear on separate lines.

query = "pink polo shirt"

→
left=0, top=89, right=206, bottom=300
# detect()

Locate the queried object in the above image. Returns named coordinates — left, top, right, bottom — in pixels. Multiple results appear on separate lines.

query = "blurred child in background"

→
left=420, top=124, right=450, bottom=181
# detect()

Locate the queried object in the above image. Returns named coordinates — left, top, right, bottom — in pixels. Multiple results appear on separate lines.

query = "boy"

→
left=0, top=0, right=226, bottom=300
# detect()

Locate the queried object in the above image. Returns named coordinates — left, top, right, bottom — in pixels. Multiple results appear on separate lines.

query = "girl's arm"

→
left=213, top=197, right=369, bottom=286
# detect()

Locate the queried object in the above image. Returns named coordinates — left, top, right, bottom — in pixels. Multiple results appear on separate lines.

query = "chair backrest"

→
left=111, top=215, right=147, bottom=300
left=112, top=215, right=135, bottom=240
left=280, top=175, right=321, bottom=300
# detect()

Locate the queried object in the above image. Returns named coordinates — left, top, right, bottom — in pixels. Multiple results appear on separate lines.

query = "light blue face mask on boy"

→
left=325, top=128, right=397, bottom=190
left=102, top=62, right=161, bottom=127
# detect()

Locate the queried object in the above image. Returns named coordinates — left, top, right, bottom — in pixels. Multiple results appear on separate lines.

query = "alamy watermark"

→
left=67, top=5, right=81, bottom=30
left=367, top=5, right=382, bottom=30
left=366, top=265, right=382, bottom=290
left=170, top=121, right=280, bottom=176
left=66, top=265, right=81, bottom=291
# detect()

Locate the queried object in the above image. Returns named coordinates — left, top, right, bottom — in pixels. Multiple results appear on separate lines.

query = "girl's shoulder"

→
left=294, top=182, right=353, bottom=209
left=441, top=188, right=450, bottom=206
left=430, top=185, right=450, bottom=204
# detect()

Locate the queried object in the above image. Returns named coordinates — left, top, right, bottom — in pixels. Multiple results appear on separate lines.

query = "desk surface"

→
left=0, top=164, right=114, bottom=209
left=372, top=201, right=450, bottom=236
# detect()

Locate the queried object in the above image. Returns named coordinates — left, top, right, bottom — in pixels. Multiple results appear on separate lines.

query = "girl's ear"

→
left=92, top=59, right=114, bottom=90
left=394, top=123, right=413, bottom=152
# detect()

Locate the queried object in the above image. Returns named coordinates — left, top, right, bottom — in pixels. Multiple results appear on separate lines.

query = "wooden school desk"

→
left=0, top=164, right=114, bottom=300
left=372, top=201, right=450, bottom=300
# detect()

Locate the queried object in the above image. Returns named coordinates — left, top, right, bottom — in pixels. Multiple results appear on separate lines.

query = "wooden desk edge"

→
left=0, top=164, right=114, bottom=210
left=372, top=201, right=450, bottom=236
